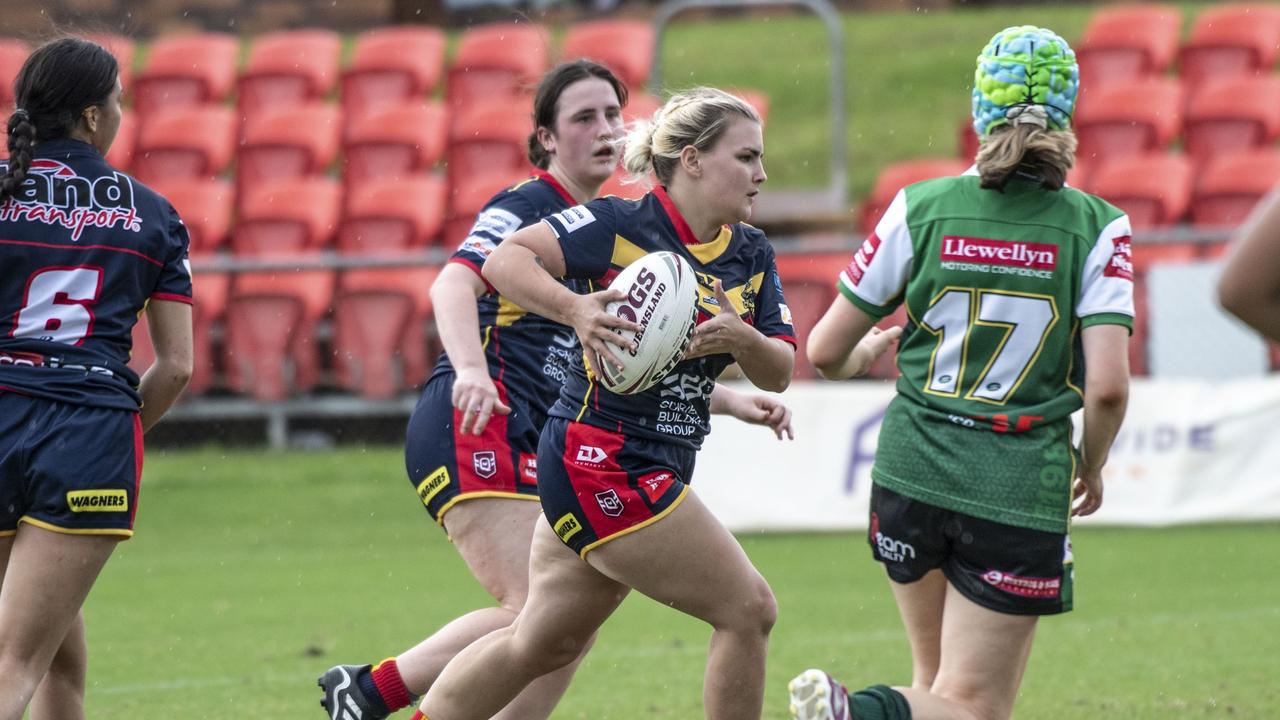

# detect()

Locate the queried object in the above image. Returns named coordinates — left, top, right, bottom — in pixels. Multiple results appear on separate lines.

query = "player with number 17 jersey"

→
left=840, top=167, right=1133, bottom=533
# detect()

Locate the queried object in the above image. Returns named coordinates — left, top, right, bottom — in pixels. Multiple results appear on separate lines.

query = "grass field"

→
left=78, top=447, right=1280, bottom=718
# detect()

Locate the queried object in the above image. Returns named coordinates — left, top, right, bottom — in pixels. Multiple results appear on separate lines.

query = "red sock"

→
left=409, top=712, right=427, bottom=720
left=370, top=657, right=413, bottom=713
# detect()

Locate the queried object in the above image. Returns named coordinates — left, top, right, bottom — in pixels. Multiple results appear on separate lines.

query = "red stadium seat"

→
left=773, top=252, right=847, bottom=380
left=189, top=269, right=230, bottom=395
left=1089, top=153, right=1193, bottom=230
left=728, top=88, right=770, bottom=126
left=447, top=23, right=548, bottom=112
left=624, top=91, right=662, bottom=124
left=333, top=266, right=440, bottom=398
left=444, top=170, right=531, bottom=248
left=84, top=33, right=135, bottom=91
left=772, top=253, right=904, bottom=380
left=561, top=20, right=655, bottom=90
left=105, top=108, right=137, bottom=171
left=225, top=266, right=334, bottom=400
left=1073, top=77, right=1182, bottom=163
left=238, top=29, right=341, bottom=121
left=237, top=102, right=341, bottom=199
left=859, top=158, right=969, bottom=234
left=127, top=316, right=156, bottom=377
left=447, top=101, right=532, bottom=188
left=233, top=177, right=341, bottom=255
left=338, top=176, right=447, bottom=252
left=132, top=105, right=236, bottom=184
left=1075, top=4, right=1181, bottom=87
left=0, top=39, right=28, bottom=109
left=1184, top=76, right=1280, bottom=171
left=132, top=33, right=239, bottom=118
left=1179, top=4, right=1280, bottom=91
left=957, top=117, right=979, bottom=162
left=1192, top=150, right=1280, bottom=227
left=153, top=178, right=234, bottom=256
left=342, top=26, right=446, bottom=120
left=343, top=100, right=447, bottom=185
left=599, top=168, right=651, bottom=201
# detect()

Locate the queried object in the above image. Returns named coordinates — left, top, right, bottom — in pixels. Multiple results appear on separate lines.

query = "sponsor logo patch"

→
left=595, top=489, right=625, bottom=517
left=778, top=303, right=793, bottom=327
left=520, top=453, right=538, bottom=483
left=472, top=451, right=497, bottom=479
left=548, top=205, right=597, bottom=234
left=575, top=445, right=607, bottom=466
left=941, top=236, right=1058, bottom=269
left=0, top=158, right=143, bottom=240
left=1102, top=235, right=1133, bottom=281
left=981, top=570, right=1061, bottom=598
left=66, top=489, right=128, bottom=512
left=416, top=467, right=451, bottom=507
left=846, top=233, right=883, bottom=286
left=871, top=512, right=916, bottom=562
left=554, top=512, right=582, bottom=542
left=636, top=471, right=675, bottom=504
left=467, top=207, right=522, bottom=241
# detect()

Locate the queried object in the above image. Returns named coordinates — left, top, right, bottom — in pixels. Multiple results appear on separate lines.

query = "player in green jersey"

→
left=787, top=26, right=1132, bottom=720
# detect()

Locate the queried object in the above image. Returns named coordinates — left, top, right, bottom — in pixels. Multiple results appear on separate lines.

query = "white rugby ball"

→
left=600, top=251, right=699, bottom=395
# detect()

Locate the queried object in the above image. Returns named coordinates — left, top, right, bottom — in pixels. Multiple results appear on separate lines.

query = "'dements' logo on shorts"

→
left=554, top=513, right=582, bottom=542
left=66, top=490, right=128, bottom=512
left=473, top=451, right=497, bottom=479
left=574, top=444, right=608, bottom=466
left=595, top=489, right=624, bottom=517
left=416, top=467, right=451, bottom=507
left=637, top=471, right=674, bottom=504
left=982, top=570, right=1061, bottom=598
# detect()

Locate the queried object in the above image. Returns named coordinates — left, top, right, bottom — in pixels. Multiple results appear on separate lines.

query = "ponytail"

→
left=0, top=110, right=37, bottom=203
left=976, top=123, right=1077, bottom=191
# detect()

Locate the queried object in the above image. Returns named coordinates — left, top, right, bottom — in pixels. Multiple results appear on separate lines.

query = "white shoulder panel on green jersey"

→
left=1077, top=213, right=1134, bottom=319
left=837, top=188, right=913, bottom=313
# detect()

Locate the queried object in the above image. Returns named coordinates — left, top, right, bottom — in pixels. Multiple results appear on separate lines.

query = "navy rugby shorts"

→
left=0, top=392, right=142, bottom=538
left=537, top=416, right=693, bottom=558
left=404, top=372, right=542, bottom=530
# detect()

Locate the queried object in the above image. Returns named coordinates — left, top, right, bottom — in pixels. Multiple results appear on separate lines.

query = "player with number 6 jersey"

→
left=791, top=26, right=1132, bottom=720
left=0, top=38, right=192, bottom=720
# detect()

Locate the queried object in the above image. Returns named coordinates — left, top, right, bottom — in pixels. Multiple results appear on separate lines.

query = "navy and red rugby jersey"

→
left=0, top=138, right=192, bottom=411
left=432, top=170, right=592, bottom=412
left=542, top=186, right=796, bottom=450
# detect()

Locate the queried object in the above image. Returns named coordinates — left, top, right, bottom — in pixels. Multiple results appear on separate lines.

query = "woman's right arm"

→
left=482, top=223, right=637, bottom=375
left=138, top=299, right=193, bottom=433
left=807, top=296, right=902, bottom=380
left=1075, top=323, right=1130, bottom=517
left=1218, top=186, right=1280, bottom=342
left=429, top=263, right=508, bottom=435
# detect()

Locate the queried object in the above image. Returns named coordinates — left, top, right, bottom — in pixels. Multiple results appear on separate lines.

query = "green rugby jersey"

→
left=839, top=169, right=1133, bottom=532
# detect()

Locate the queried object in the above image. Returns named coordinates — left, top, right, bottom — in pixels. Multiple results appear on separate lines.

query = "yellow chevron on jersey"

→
left=694, top=270, right=765, bottom=317
left=610, top=235, right=648, bottom=269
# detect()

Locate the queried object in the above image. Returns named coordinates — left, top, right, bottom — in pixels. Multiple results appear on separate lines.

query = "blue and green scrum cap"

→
left=972, top=25, right=1079, bottom=137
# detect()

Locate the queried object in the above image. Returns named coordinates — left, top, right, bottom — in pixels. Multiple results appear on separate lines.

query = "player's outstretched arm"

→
left=138, top=299, right=192, bottom=433
left=1218, top=187, right=1280, bottom=343
left=709, top=383, right=794, bottom=440
left=430, top=264, right=510, bottom=435
left=483, top=223, right=639, bottom=376
left=807, top=296, right=902, bottom=380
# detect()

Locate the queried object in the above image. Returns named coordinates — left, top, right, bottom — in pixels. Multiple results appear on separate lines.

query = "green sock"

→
left=849, top=684, right=912, bottom=720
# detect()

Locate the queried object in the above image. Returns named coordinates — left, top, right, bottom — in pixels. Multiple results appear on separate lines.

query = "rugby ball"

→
left=600, top=251, right=699, bottom=395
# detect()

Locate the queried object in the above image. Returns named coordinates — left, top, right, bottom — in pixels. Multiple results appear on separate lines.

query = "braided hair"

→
left=1, top=37, right=118, bottom=204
